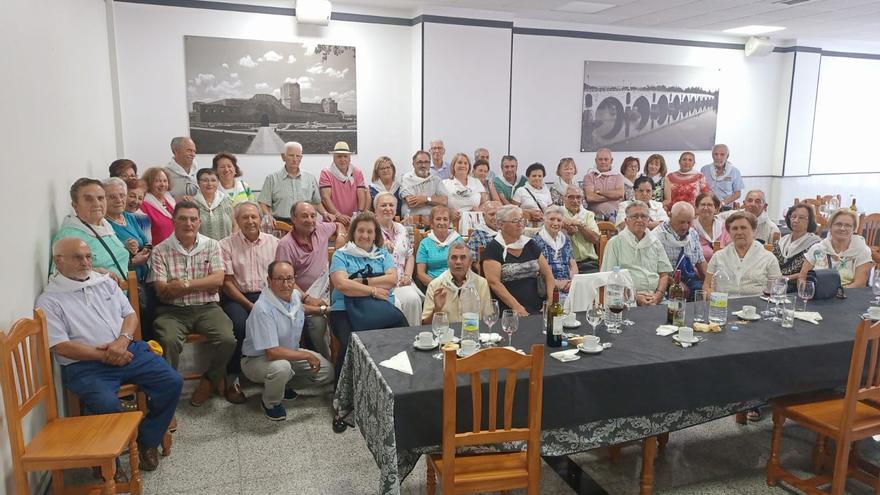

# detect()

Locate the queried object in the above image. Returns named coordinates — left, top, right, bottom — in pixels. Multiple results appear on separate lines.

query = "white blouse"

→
left=512, top=184, right=553, bottom=212
left=707, top=241, right=782, bottom=297
left=443, top=177, right=485, bottom=212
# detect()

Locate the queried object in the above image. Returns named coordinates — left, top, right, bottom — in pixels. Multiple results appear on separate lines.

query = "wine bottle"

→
left=667, top=270, right=685, bottom=326
left=546, top=288, right=563, bottom=347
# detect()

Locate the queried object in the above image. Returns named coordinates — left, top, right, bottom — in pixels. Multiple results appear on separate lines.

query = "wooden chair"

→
left=767, top=318, right=880, bottom=494
left=596, top=221, right=618, bottom=239
left=0, top=309, right=143, bottom=495
left=413, top=228, right=428, bottom=259
left=426, top=345, right=545, bottom=495
left=325, top=247, right=344, bottom=366
left=66, top=271, right=173, bottom=456
left=712, top=240, right=721, bottom=252
left=273, top=220, right=292, bottom=237
left=858, top=213, right=880, bottom=248
left=475, top=246, right=485, bottom=276
left=597, top=234, right=608, bottom=269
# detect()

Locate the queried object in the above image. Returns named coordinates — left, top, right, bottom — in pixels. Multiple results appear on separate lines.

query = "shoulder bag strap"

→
left=78, top=218, right=128, bottom=281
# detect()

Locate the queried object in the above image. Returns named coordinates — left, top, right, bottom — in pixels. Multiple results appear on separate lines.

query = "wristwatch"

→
left=426, top=196, right=432, bottom=205
left=182, top=280, right=191, bottom=291
left=320, top=304, right=327, bottom=316
left=120, top=333, right=134, bottom=343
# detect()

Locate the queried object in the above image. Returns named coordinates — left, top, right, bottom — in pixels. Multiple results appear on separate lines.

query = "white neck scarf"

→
left=622, top=173, right=640, bottom=188
left=650, top=174, right=663, bottom=183
left=676, top=168, right=700, bottom=176
left=338, top=241, right=385, bottom=259
left=169, top=233, right=210, bottom=258
left=619, top=227, right=658, bottom=252
left=46, top=271, right=110, bottom=292
left=194, top=191, right=225, bottom=212
left=219, top=179, right=247, bottom=200
left=817, top=234, right=869, bottom=260
left=587, top=168, right=618, bottom=178
left=497, top=174, right=520, bottom=188
left=371, top=179, right=400, bottom=195
left=63, top=215, right=116, bottom=237
left=143, top=192, right=176, bottom=219
left=717, top=241, right=766, bottom=287
left=167, top=159, right=196, bottom=178
left=329, top=162, right=353, bottom=183
left=427, top=229, right=461, bottom=248
left=779, top=232, right=820, bottom=259
left=694, top=216, right=724, bottom=243
left=437, top=268, right=476, bottom=294
left=400, top=170, right=432, bottom=189
left=656, top=222, right=690, bottom=249
left=551, top=177, right=574, bottom=197
left=494, top=232, right=530, bottom=261
left=538, top=227, right=565, bottom=255
left=261, top=287, right=301, bottom=326
left=477, top=223, right=498, bottom=236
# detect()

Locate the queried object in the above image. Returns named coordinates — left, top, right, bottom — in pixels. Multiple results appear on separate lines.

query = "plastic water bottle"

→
left=709, top=266, right=731, bottom=326
left=605, top=266, right=627, bottom=331
left=260, top=214, right=274, bottom=234
left=460, top=281, right=481, bottom=348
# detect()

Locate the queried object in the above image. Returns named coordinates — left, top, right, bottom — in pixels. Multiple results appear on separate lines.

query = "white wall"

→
left=0, top=0, right=118, bottom=493
left=113, top=2, right=419, bottom=189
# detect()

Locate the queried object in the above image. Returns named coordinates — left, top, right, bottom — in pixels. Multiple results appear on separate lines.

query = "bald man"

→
left=583, top=148, right=625, bottom=221
left=166, top=136, right=199, bottom=200
left=37, top=237, right=182, bottom=472
left=653, top=201, right=708, bottom=293
left=717, top=189, right=780, bottom=244
left=259, top=141, right=332, bottom=225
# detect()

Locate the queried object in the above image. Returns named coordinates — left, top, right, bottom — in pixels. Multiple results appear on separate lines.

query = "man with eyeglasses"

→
left=399, top=150, right=448, bottom=217
left=600, top=201, right=673, bottom=305
left=240, top=260, right=334, bottom=421
left=718, top=189, right=780, bottom=244
left=561, top=185, right=601, bottom=271
left=428, top=139, right=450, bottom=179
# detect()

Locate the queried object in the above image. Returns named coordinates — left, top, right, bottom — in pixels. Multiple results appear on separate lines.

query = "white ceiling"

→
left=201, top=0, right=880, bottom=43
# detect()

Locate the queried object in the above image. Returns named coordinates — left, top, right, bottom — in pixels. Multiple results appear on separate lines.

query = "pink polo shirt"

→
left=583, top=172, right=624, bottom=219
left=275, top=222, right=338, bottom=291
left=219, top=231, right=279, bottom=293
left=319, top=166, right=365, bottom=217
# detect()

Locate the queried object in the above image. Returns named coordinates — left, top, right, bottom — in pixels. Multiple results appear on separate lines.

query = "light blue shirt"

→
left=429, top=161, right=450, bottom=180
left=701, top=162, right=744, bottom=205
left=329, top=250, right=395, bottom=311
left=416, top=236, right=453, bottom=279
left=242, top=289, right=304, bottom=357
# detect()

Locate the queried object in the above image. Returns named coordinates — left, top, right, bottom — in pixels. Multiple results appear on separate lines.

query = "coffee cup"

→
left=678, top=326, right=695, bottom=342
left=868, top=306, right=880, bottom=319
left=460, top=339, right=478, bottom=355
left=417, top=331, right=434, bottom=346
left=564, top=312, right=578, bottom=325
left=741, top=305, right=757, bottom=318
left=441, top=327, right=454, bottom=343
left=582, top=335, right=601, bottom=349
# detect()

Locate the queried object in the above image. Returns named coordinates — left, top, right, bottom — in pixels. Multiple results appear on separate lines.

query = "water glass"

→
left=431, top=312, right=449, bottom=359
left=692, top=289, right=708, bottom=324
left=586, top=303, right=604, bottom=337
left=501, top=309, right=519, bottom=347
left=781, top=300, right=795, bottom=328
left=768, top=277, right=788, bottom=323
left=483, top=300, right=500, bottom=346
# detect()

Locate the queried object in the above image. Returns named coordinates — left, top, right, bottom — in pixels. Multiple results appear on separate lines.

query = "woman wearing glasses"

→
left=772, top=203, right=821, bottom=277
left=798, top=208, right=872, bottom=288
left=706, top=211, right=782, bottom=297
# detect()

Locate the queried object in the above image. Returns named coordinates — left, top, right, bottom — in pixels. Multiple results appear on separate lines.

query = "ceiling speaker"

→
left=744, top=36, right=775, bottom=57
left=296, top=0, right=332, bottom=25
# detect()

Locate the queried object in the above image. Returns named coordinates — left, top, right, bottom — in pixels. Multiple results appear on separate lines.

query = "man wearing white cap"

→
left=319, top=141, right=367, bottom=226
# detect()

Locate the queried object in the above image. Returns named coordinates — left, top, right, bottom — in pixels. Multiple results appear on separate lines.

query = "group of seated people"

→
left=39, top=135, right=875, bottom=475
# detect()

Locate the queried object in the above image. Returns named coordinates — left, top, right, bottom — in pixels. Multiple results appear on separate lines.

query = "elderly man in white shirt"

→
left=240, top=260, right=334, bottom=421
left=718, top=189, right=780, bottom=244
left=400, top=150, right=448, bottom=217
left=36, top=237, right=182, bottom=472
left=166, top=136, right=198, bottom=200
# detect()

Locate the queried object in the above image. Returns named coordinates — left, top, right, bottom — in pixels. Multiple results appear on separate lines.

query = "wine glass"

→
left=872, top=273, right=880, bottom=305
left=483, top=300, right=500, bottom=346
left=540, top=301, right=548, bottom=335
left=431, top=312, right=449, bottom=360
left=586, top=303, right=604, bottom=337
left=797, top=280, right=815, bottom=312
left=501, top=309, right=518, bottom=347
left=760, top=278, right=775, bottom=317
left=605, top=300, right=626, bottom=334
left=767, top=277, right=788, bottom=323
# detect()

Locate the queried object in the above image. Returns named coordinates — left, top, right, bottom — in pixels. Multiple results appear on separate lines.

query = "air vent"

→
left=774, top=0, right=813, bottom=5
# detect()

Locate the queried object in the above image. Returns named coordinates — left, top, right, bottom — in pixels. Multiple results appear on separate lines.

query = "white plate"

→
left=672, top=334, right=700, bottom=344
left=577, top=343, right=603, bottom=354
left=563, top=320, right=582, bottom=329
left=413, top=339, right=438, bottom=350
left=732, top=311, right=761, bottom=321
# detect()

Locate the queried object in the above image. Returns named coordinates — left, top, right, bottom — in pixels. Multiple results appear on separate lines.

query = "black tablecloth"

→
left=353, top=289, right=874, bottom=450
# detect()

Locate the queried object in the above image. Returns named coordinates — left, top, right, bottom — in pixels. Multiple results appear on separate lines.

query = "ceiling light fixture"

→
left=554, top=1, right=615, bottom=14
left=296, top=0, right=332, bottom=25
left=723, top=25, right=786, bottom=35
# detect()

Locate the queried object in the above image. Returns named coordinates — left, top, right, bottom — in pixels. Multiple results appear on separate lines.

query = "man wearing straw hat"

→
left=319, top=141, right=367, bottom=226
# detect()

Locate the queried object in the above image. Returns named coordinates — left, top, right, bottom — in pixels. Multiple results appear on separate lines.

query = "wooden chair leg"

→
left=161, top=430, right=173, bottom=457
left=425, top=457, right=436, bottom=495
left=657, top=432, right=670, bottom=451
left=608, top=444, right=622, bottom=463
left=813, top=434, right=827, bottom=474
left=735, top=411, right=748, bottom=425
left=830, top=440, right=851, bottom=495
left=766, top=409, right=785, bottom=487
left=51, top=469, right=65, bottom=495
left=639, top=436, right=658, bottom=495
left=129, top=434, right=142, bottom=495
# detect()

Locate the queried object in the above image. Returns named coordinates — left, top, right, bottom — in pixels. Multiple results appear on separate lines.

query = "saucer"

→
left=563, top=319, right=582, bottom=329
left=577, top=343, right=603, bottom=354
left=732, top=311, right=761, bottom=321
left=439, top=336, right=461, bottom=345
left=413, top=339, right=438, bottom=350
left=863, top=313, right=880, bottom=321
left=672, top=334, right=699, bottom=344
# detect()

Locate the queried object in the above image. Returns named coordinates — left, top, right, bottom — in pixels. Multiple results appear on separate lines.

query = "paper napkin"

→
left=379, top=351, right=413, bottom=375
left=656, top=325, right=678, bottom=336
left=550, top=349, right=580, bottom=362
left=794, top=311, right=823, bottom=325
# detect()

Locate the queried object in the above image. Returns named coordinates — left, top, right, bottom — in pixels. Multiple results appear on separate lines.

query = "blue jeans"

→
left=62, top=340, right=183, bottom=449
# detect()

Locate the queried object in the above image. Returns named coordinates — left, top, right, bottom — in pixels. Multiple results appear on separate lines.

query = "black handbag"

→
left=806, top=267, right=845, bottom=300
left=345, top=264, right=408, bottom=331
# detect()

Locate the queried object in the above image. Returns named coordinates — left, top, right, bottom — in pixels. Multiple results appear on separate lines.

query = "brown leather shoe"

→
left=190, top=377, right=213, bottom=407
left=224, top=382, right=247, bottom=404
left=139, top=446, right=160, bottom=471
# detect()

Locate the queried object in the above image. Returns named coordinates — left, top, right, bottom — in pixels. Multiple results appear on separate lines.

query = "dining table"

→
left=334, top=287, right=877, bottom=495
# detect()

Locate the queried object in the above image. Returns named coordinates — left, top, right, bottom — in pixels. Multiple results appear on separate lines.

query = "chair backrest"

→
left=327, top=247, right=336, bottom=265
left=839, top=319, right=880, bottom=435
left=0, top=309, right=59, bottom=475
left=274, top=220, right=292, bottom=236
left=712, top=240, right=721, bottom=252
left=597, top=234, right=608, bottom=268
left=859, top=213, right=880, bottom=248
left=414, top=228, right=428, bottom=257
left=440, top=345, right=544, bottom=487
left=476, top=246, right=485, bottom=276
left=126, top=271, right=142, bottom=340
left=596, top=221, right=617, bottom=238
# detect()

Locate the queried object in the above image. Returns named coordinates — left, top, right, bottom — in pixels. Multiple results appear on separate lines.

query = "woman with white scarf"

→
left=511, top=162, right=553, bottom=227
left=416, top=205, right=462, bottom=287
left=663, top=151, right=709, bottom=210
left=374, top=192, right=424, bottom=326
left=706, top=211, right=782, bottom=297
left=694, top=192, right=730, bottom=262
left=368, top=156, right=402, bottom=218
left=772, top=203, right=821, bottom=277
left=52, top=178, right=133, bottom=284
left=550, top=158, right=578, bottom=205
left=442, top=153, right=487, bottom=233
left=620, top=156, right=641, bottom=201
left=328, top=212, right=400, bottom=381
left=483, top=205, right=556, bottom=316
left=615, top=176, right=668, bottom=230
left=799, top=208, right=872, bottom=288
left=140, top=166, right=177, bottom=244
left=213, top=152, right=254, bottom=205
left=193, top=168, right=234, bottom=240
left=532, top=206, right=577, bottom=292
left=644, top=154, right=667, bottom=203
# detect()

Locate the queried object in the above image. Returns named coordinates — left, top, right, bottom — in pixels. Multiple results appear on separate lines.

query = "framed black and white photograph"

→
left=185, top=35, right=357, bottom=155
left=580, top=61, right=719, bottom=152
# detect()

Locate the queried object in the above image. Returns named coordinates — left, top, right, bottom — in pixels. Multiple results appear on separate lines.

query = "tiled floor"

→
left=63, top=383, right=880, bottom=494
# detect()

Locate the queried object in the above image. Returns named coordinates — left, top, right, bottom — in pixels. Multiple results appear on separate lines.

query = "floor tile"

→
left=157, top=435, right=239, bottom=493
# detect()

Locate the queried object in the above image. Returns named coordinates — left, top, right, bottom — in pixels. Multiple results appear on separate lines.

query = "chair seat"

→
left=429, top=451, right=530, bottom=492
left=781, top=398, right=880, bottom=441
left=186, top=334, right=208, bottom=343
left=22, top=412, right=142, bottom=466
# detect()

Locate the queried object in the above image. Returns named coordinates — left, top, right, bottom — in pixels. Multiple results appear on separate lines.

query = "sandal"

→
left=747, top=408, right=762, bottom=422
